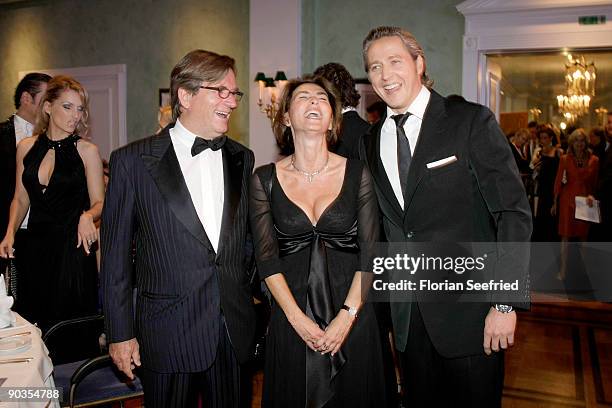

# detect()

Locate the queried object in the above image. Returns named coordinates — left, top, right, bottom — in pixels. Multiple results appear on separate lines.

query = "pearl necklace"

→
left=290, top=154, right=329, bottom=183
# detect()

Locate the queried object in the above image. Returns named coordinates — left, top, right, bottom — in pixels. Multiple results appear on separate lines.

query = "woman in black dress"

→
left=530, top=127, right=563, bottom=241
left=250, top=77, right=386, bottom=407
left=0, top=75, right=104, bottom=331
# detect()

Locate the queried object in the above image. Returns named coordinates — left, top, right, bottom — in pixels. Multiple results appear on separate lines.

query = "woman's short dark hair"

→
left=313, top=62, right=360, bottom=108
left=538, top=127, right=556, bottom=140
left=273, top=76, right=343, bottom=155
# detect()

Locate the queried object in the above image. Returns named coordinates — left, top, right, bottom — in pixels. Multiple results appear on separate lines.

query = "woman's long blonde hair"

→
left=33, top=75, right=89, bottom=137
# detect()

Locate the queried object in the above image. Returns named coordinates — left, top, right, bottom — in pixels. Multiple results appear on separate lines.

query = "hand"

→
left=76, top=212, right=98, bottom=255
left=288, top=312, right=325, bottom=352
left=109, top=338, right=141, bottom=380
left=586, top=195, right=595, bottom=207
left=550, top=203, right=557, bottom=216
left=0, top=235, right=15, bottom=259
left=483, top=306, right=517, bottom=355
left=315, top=310, right=355, bottom=356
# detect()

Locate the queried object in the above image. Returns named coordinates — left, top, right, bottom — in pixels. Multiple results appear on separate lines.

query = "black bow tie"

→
left=191, top=135, right=227, bottom=156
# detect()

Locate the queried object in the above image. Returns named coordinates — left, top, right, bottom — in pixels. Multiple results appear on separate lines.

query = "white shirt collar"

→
left=14, top=113, right=33, bottom=126
left=13, top=113, right=34, bottom=131
left=13, top=113, right=35, bottom=143
left=385, top=85, right=430, bottom=121
left=171, top=118, right=199, bottom=149
left=342, top=106, right=357, bottom=114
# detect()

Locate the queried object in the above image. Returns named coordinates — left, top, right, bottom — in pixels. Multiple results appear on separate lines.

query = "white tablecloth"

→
left=0, top=313, right=60, bottom=408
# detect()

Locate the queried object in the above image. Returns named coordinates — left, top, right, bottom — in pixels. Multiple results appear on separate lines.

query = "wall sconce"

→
left=595, top=106, right=608, bottom=127
left=255, top=71, right=288, bottom=126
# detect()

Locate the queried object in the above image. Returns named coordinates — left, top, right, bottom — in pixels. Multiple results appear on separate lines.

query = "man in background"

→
left=313, top=62, right=370, bottom=158
left=598, top=111, right=612, bottom=241
left=0, top=73, right=50, bottom=277
left=367, top=101, right=387, bottom=124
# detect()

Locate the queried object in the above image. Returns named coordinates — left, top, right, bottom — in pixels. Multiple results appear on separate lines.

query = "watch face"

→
left=495, top=304, right=513, bottom=313
left=343, top=305, right=357, bottom=317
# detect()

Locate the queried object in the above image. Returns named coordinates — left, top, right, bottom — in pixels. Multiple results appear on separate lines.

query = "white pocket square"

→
left=426, top=155, right=457, bottom=169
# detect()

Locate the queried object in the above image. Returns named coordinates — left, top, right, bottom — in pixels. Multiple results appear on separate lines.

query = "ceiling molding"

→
left=457, top=0, right=612, bottom=15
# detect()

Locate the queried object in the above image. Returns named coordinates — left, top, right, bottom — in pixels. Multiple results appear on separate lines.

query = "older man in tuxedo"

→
left=359, top=26, right=531, bottom=407
left=101, top=50, right=255, bottom=408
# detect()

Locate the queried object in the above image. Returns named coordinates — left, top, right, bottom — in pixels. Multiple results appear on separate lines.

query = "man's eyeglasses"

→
left=200, top=86, right=244, bottom=102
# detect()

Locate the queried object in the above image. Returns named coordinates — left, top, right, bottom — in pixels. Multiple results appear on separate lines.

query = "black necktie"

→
left=191, top=135, right=227, bottom=156
left=392, top=113, right=412, bottom=198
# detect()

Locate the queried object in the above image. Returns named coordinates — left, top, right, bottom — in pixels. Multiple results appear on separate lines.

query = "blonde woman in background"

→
left=0, top=75, right=104, bottom=331
left=552, top=128, right=599, bottom=279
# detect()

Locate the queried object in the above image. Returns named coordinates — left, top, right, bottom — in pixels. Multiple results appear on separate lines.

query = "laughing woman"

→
left=0, top=75, right=104, bottom=331
left=249, top=76, right=387, bottom=407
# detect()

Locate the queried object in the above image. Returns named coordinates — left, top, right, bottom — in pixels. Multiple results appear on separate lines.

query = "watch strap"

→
left=341, top=304, right=358, bottom=318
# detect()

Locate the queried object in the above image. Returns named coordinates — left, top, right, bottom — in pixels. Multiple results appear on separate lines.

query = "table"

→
left=0, top=313, right=60, bottom=408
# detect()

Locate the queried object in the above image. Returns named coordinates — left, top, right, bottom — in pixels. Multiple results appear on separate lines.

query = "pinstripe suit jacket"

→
left=101, top=126, right=256, bottom=373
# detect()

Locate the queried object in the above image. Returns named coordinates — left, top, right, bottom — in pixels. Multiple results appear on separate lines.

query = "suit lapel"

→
left=363, top=118, right=404, bottom=226
left=140, top=128, right=215, bottom=253
left=402, top=91, right=448, bottom=217
left=216, top=139, right=244, bottom=259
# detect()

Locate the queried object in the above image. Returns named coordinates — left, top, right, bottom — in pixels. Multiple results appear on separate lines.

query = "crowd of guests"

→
left=1, top=23, right=606, bottom=408
left=508, top=118, right=612, bottom=248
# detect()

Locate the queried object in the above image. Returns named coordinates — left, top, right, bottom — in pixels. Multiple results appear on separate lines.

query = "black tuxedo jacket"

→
left=0, top=116, right=16, bottom=240
left=599, top=146, right=612, bottom=239
left=359, top=91, right=531, bottom=358
left=334, top=110, right=370, bottom=159
left=101, top=126, right=256, bottom=373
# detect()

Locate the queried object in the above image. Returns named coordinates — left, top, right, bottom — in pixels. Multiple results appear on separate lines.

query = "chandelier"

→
left=556, top=54, right=596, bottom=120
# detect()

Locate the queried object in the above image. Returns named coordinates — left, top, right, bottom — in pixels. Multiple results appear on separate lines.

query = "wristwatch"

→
left=494, top=304, right=514, bottom=313
left=341, top=304, right=358, bottom=318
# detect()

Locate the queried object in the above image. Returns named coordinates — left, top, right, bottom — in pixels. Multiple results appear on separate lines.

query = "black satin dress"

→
left=15, top=134, right=98, bottom=331
left=250, top=159, right=387, bottom=408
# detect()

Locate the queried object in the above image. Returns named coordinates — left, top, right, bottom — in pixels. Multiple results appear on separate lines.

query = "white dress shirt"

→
left=14, top=114, right=34, bottom=229
left=170, top=119, right=225, bottom=252
left=13, top=114, right=34, bottom=144
left=380, top=85, right=431, bottom=210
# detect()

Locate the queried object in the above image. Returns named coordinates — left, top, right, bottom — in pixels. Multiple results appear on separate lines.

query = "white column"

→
left=249, top=0, right=302, bottom=167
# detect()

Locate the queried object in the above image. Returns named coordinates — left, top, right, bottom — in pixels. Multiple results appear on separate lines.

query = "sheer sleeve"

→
left=249, top=165, right=283, bottom=280
left=357, top=164, right=380, bottom=272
